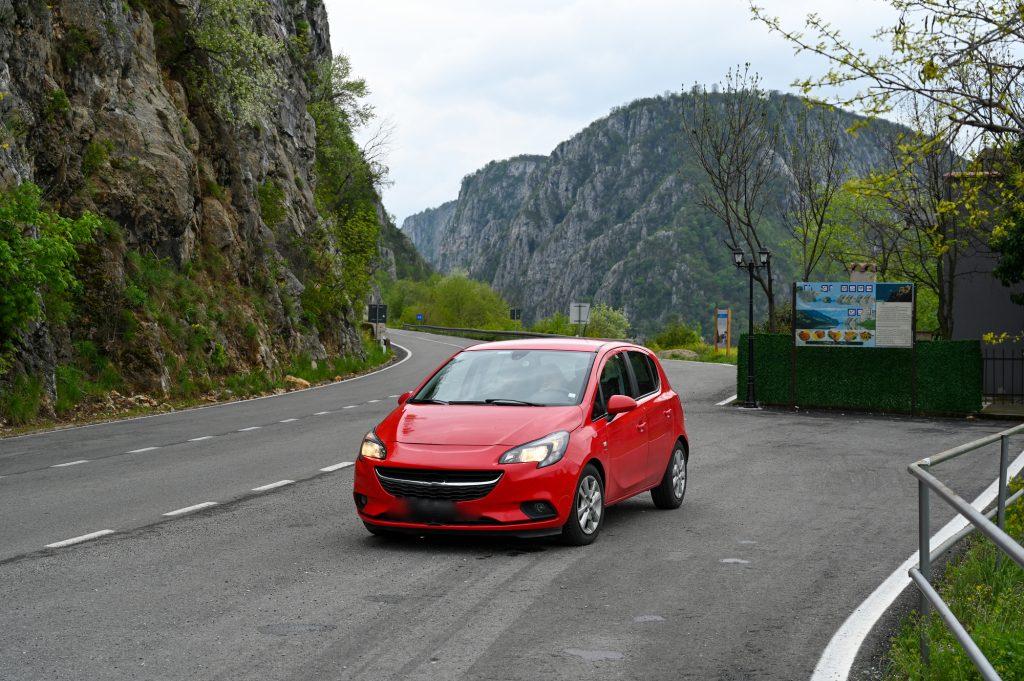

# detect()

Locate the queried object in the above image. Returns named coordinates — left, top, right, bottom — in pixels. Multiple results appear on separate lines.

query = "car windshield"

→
left=411, top=349, right=595, bottom=407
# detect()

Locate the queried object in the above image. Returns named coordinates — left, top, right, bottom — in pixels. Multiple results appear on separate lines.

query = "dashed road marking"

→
left=343, top=405, right=356, bottom=409
left=188, top=436, right=214, bottom=442
left=367, top=399, right=380, bottom=404
left=127, top=447, right=158, bottom=454
left=252, top=480, right=294, bottom=492
left=716, top=394, right=738, bottom=406
left=46, top=529, right=115, bottom=548
left=314, top=411, right=330, bottom=416
left=320, top=462, right=354, bottom=472
left=280, top=418, right=298, bottom=423
left=163, top=502, right=218, bottom=517
left=388, top=394, right=400, bottom=398
left=720, top=558, right=751, bottom=564
left=51, top=460, right=89, bottom=468
left=238, top=426, right=262, bottom=432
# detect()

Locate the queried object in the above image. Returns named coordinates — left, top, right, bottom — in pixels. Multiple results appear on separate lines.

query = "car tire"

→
left=561, top=463, right=604, bottom=546
left=651, top=442, right=687, bottom=510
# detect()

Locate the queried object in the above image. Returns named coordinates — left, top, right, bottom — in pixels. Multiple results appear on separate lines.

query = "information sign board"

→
left=794, top=282, right=914, bottom=348
left=569, top=303, right=591, bottom=325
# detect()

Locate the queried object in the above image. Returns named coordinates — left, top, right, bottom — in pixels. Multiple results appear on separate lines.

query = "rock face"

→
left=403, top=93, right=902, bottom=335
left=0, top=0, right=371, bottom=400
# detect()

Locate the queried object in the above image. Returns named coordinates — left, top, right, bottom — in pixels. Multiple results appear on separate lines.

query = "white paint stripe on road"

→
left=390, top=330, right=468, bottom=349
left=2, top=342, right=413, bottom=442
left=238, top=426, right=262, bottom=432
left=811, top=448, right=1024, bottom=681
left=314, top=411, right=330, bottom=416
left=51, top=459, right=89, bottom=467
left=320, top=461, right=354, bottom=472
left=188, top=436, right=214, bottom=442
left=280, top=418, right=298, bottom=423
left=388, top=394, right=400, bottom=398
left=127, top=446, right=158, bottom=453
left=46, top=529, right=115, bottom=548
left=343, top=405, right=357, bottom=409
left=163, top=502, right=218, bottom=517
left=367, top=400, right=380, bottom=403
left=715, top=394, right=738, bottom=406
left=252, top=480, right=294, bottom=492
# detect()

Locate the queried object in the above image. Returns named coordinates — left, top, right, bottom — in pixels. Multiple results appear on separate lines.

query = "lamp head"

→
left=758, top=249, right=770, bottom=266
left=733, top=250, right=745, bottom=267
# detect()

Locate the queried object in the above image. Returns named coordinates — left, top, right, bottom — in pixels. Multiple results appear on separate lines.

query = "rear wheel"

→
left=651, top=442, right=687, bottom=509
left=561, top=464, right=604, bottom=546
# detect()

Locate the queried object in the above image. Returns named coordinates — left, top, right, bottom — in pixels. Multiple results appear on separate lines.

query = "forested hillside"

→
left=403, top=92, right=905, bottom=335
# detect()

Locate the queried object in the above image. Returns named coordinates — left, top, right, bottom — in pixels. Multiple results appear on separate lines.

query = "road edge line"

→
left=810, top=448, right=1024, bottom=681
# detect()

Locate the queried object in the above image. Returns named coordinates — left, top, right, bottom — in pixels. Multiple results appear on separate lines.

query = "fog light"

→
left=354, top=493, right=368, bottom=510
left=521, top=500, right=556, bottom=519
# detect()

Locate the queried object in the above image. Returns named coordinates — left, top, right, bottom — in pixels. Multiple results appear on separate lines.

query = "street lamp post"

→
left=734, top=248, right=771, bottom=408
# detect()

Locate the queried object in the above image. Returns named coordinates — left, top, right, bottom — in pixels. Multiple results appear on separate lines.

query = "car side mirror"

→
left=606, top=394, right=637, bottom=416
left=398, top=391, right=412, bottom=405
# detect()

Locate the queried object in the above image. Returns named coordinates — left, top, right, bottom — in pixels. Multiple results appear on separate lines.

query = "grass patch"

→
left=882, top=476, right=1024, bottom=680
left=0, top=374, right=45, bottom=425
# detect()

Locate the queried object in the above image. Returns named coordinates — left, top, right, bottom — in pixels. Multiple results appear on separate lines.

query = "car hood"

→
left=379, top=404, right=584, bottom=446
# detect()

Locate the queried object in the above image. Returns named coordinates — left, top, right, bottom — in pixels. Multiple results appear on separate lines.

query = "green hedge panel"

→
left=737, top=334, right=982, bottom=414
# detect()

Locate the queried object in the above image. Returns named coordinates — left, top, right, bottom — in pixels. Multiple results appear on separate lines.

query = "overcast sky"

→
left=323, top=0, right=894, bottom=225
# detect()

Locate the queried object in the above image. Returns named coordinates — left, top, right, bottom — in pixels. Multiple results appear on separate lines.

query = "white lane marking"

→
left=715, top=394, right=738, bottom=406
left=163, top=502, right=218, bottom=517
left=127, top=446, right=158, bottom=454
left=811, top=448, right=1024, bottom=681
left=320, top=461, right=355, bottom=472
left=390, top=330, right=469, bottom=349
left=314, top=411, right=330, bottom=416
left=46, top=529, right=115, bottom=548
left=388, top=394, right=400, bottom=398
left=1, top=342, right=413, bottom=442
left=343, top=405, right=357, bottom=409
left=188, top=436, right=214, bottom=442
left=238, top=426, right=262, bottom=432
left=367, top=400, right=380, bottom=404
left=51, top=459, right=89, bottom=467
left=720, top=558, right=750, bottom=564
left=280, top=418, right=298, bottom=423
left=252, top=480, right=294, bottom=492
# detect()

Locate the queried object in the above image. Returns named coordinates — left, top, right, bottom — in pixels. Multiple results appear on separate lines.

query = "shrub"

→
left=0, top=374, right=45, bottom=424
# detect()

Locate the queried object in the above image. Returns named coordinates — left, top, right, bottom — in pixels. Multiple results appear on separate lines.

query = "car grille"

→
left=375, top=467, right=503, bottom=501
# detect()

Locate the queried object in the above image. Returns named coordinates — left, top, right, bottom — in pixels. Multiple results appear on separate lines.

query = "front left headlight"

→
left=499, top=431, right=570, bottom=468
left=359, top=431, right=387, bottom=461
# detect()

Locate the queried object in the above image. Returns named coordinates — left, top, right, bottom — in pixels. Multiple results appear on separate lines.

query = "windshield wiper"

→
left=408, top=398, right=449, bottom=405
left=484, top=398, right=541, bottom=406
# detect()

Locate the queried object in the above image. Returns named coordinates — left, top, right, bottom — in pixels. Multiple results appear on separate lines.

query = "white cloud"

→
left=323, top=0, right=896, bottom=223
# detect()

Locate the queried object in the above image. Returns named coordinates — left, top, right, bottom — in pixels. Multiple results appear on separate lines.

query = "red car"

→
left=353, top=338, right=688, bottom=545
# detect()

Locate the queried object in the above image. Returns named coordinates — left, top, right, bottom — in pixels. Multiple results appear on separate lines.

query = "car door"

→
left=626, top=350, right=675, bottom=487
left=591, top=351, right=648, bottom=500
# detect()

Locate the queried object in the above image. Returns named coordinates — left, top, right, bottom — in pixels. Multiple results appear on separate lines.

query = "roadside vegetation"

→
left=381, top=272, right=735, bottom=362
left=882, top=477, right=1024, bottom=680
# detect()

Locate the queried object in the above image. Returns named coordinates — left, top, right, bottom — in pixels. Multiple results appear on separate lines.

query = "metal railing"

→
left=400, top=324, right=632, bottom=342
left=908, top=423, right=1024, bottom=680
left=983, top=347, right=1024, bottom=404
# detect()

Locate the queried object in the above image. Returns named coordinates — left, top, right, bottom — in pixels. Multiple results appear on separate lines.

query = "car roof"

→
left=463, top=337, right=633, bottom=353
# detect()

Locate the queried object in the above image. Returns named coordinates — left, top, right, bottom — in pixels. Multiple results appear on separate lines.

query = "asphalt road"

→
left=0, top=328, right=1016, bottom=680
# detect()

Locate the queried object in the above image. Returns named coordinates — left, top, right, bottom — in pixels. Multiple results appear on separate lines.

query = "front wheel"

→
left=651, top=443, right=687, bottom=509
left=561, top=464, right=604, bottom=546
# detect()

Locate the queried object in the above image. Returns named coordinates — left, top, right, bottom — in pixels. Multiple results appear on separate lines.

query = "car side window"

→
left=627, top=351, right=659, bottom=396
left=592, top=353, right=633, bottom=419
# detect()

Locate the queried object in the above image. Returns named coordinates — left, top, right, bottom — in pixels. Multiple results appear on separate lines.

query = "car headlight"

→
left=499, top=431, right=570, bottom=468
left=359, top=431, right=387, bottom=461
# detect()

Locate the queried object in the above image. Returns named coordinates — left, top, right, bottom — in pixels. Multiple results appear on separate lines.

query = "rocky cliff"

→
left=0, top=0, right=392, bottom=410
left=403, top=93, right=902, bottom=335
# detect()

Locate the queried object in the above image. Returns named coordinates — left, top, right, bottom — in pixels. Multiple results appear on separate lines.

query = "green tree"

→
left=584, top=304, right=630, bottom=339
left=187, top=0, right=283, bottom=126
left=0, top=183, right=99, bottom=374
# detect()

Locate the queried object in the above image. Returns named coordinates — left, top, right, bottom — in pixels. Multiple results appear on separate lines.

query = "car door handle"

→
left=637, top=420, right=647, bottom=432
left=663, top=409, right=673, bottom=418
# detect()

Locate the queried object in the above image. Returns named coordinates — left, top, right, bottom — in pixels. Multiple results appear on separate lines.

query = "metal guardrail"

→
left=400, top=324, right=632, bottom=342
left=908, top=423, right=1024, bottom=680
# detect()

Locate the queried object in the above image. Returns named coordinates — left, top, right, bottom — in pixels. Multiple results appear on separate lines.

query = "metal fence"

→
left=907, top=423, right=1024, bottom=680
left=399, top=324, right=632, bottom=343
left=983, top=347, right=1024, bottom=403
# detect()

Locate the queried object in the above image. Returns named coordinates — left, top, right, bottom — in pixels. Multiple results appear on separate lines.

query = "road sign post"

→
left=569, top=303, right=591, bottom=337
